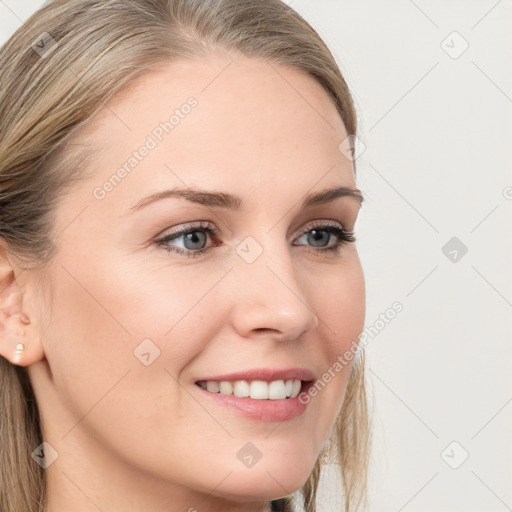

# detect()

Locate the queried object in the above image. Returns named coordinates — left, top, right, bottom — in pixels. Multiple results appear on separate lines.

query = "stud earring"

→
left=15, top=343, right=25, bottom=356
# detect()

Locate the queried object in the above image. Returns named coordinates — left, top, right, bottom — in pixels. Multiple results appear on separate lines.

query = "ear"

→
left=0, top=239, right=45, bottom=366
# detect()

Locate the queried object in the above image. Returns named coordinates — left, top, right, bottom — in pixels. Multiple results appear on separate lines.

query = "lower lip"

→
left=195, top=381, right=314, bottom=423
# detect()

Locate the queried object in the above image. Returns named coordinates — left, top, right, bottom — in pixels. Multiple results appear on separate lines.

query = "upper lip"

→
left=195, top=367, right=316, bottom=383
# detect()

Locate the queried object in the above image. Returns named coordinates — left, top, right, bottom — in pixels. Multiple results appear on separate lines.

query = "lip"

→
left=194, top=367, right=316, bottom=383
left=195, top=380, right=315, bottom=423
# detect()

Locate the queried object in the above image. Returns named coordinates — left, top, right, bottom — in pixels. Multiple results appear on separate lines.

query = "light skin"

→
left=0, top=52, right=365, bottom=511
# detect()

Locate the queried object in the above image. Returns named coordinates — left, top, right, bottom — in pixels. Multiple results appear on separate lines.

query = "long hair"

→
left=0, top=1, right=372, bottom=510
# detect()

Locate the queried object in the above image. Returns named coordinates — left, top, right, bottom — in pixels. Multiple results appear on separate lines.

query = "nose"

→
left=229, top=237, right=319, bottom=343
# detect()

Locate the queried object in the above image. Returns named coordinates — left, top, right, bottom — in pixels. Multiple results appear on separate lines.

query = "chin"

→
left=215, top=458, right=314, bottom=503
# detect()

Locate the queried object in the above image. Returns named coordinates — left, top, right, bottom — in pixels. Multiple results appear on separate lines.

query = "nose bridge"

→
left=230, top=231, right=319, bottom=340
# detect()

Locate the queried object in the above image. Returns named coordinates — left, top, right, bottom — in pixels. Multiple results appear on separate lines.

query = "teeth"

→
left=197, top=378, right=303, bottom=400
left=250, top=380, right=268, bottom=399
left=268, top=380, right=286, bottom=399
left=219, top=381, right=233, bottom=395
left=233, top=380, right=250, bottom=398
left=206, top=381, right=219, bottom=393
left=291, top=379, right=301, bottom=398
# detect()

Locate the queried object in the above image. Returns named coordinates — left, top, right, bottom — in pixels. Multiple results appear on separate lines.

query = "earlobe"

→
left=1, top=309, right=44, bottom=367
left=14, top=342, right=26, bottom=363
left=0, top=243, right=46, bottom=367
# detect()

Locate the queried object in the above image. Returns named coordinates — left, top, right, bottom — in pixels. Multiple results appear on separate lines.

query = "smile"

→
left=195, top=379, right=303, bottom=400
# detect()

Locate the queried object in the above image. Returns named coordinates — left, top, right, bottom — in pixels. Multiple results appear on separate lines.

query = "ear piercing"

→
left=15, top=343, right=25, bottom=356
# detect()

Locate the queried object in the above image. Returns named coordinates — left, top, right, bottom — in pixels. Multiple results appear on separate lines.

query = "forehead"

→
left=91, top=53, right=346, bottom=130
left=61, top=53, right=355, bottom=214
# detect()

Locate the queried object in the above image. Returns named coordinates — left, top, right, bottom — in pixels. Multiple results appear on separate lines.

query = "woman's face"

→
left=27, top=53, right=365, bottom=508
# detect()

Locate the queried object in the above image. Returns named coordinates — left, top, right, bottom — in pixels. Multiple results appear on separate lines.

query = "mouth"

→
left=195, top=378, right=310, bottom=400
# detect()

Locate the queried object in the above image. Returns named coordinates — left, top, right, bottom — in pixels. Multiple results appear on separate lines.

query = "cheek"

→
left=44, top=252, right=226, bottom=448
left=311, top=253, right=366, bottom=355
left=41, top=260, right=212, bottom=479
left=52, top=247, right=223, bottom=352
left=302, top=255, right=365, bottom=442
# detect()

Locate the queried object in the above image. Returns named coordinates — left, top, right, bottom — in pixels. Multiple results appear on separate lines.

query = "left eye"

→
left=294, top=224, right=355, bottom=250
left=156, top=221, right=356, bottom=258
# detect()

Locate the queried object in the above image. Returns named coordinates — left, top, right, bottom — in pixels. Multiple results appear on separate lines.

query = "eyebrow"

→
left=127, top=185, right=364, bottom=214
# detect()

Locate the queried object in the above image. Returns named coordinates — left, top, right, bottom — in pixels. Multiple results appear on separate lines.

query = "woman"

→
left=0, top=1, right=371, bottom=511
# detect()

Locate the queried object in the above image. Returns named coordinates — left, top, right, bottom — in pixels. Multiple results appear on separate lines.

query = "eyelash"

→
left=156, top=220, right=356, bottom=259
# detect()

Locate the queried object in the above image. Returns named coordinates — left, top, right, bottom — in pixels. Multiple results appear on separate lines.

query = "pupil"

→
left=310, top=229, right=327, bottom=247
left=185, top=231, right=205, bottom=249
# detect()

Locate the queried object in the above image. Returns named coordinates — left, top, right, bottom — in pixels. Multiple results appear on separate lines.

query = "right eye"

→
left=155, top=221, right=220, bottom=258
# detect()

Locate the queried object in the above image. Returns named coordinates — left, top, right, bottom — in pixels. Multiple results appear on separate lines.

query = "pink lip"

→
left=195, top=381, right=315, bottom=423
left=195, top=367, right=316, bottom=383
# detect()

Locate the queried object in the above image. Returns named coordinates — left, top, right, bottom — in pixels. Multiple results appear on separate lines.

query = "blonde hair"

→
left=0, top=1, right=372, bottom=511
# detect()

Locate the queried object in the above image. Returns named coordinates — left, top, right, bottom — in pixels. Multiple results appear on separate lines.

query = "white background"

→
left=1, top=1, right=511, bottom=511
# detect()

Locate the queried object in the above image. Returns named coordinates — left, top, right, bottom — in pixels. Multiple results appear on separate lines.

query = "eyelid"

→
left=156, top=218, right=348, bottom=242
left=297, top=218, right=345, bottom=234
left=155, top=218, right=356, bottom=260
left=157, top=220, right=218, bottom=239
